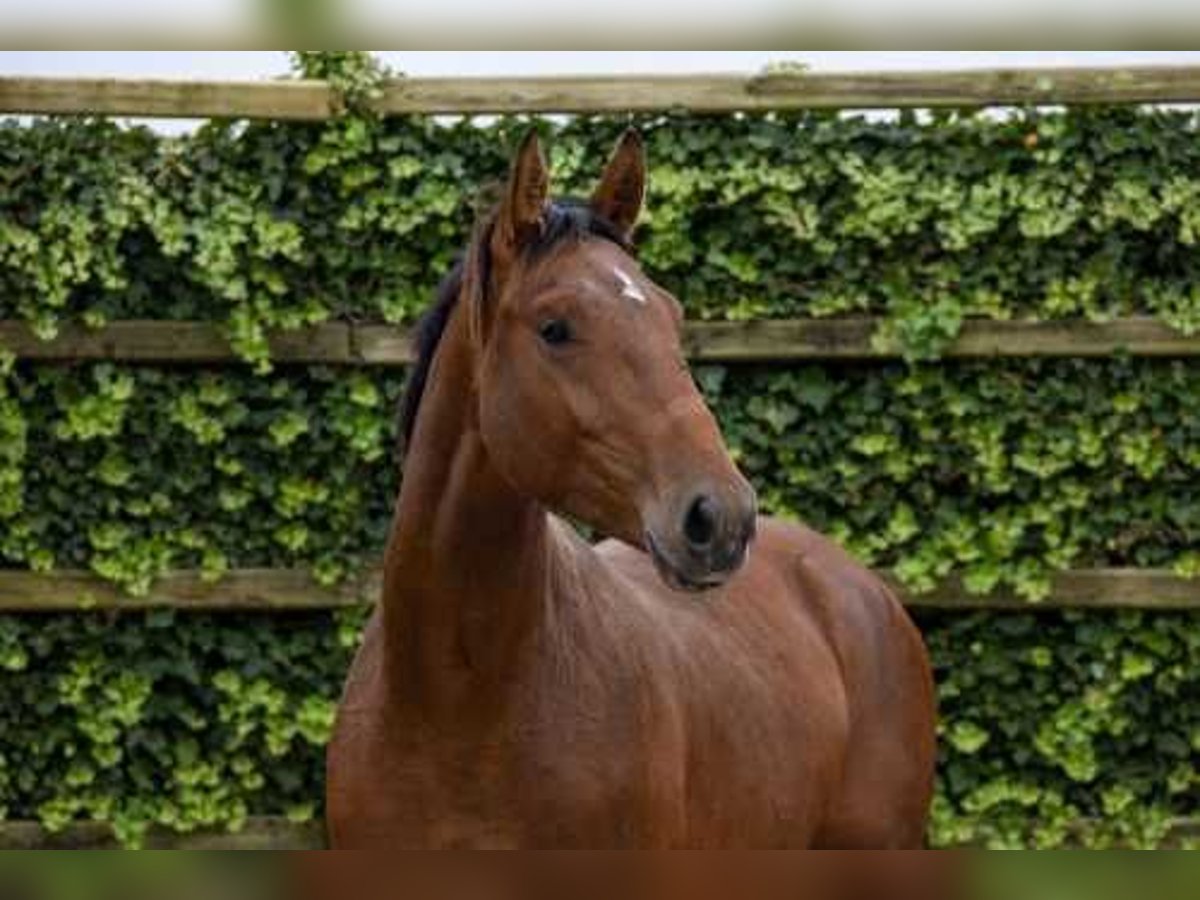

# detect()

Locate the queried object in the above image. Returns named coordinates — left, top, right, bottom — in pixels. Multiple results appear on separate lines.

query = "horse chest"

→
left=330, top=583, right=849, bottom=848
left=500, top=619, right=841, bottom=847
left=501, top=658, right=688, bottom=846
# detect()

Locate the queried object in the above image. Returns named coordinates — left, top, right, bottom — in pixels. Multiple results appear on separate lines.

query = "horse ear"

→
left=470, top=131, right=549, bottom=349
left=591, top=129, right=645, bottom=240
left=494, top=129, right=550, bottom=259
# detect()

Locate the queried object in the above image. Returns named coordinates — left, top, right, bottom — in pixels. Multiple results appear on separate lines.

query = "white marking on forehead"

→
left=614, top=267, right=648, bottom=305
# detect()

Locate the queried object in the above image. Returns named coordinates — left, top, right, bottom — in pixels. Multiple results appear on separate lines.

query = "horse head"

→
left=467, top=130, right=757, bottom=592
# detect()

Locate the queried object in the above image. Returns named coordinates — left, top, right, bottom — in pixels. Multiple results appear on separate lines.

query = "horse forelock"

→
left=396, top=199, right=631, bottom=456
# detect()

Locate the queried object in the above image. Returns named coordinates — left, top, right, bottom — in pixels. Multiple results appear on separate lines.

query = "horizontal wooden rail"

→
left=0, top=77, right=339, bottom=120
left=0, top=320, right=363, bottom=365
left=4, top=67, right=1200, bottom=120
left=679, top=317, right=1200, bottom=362
left=0, top=817, right=324, bottom=850
left=0, top=568, right=378, bottom=612
left=900, top=569, right=1200, bottom=612
left=2, top=317, right=1197, bottom=365
left=0, top=816, right=1193, bottom=849
left=0, top=567, right=1196, bottom=612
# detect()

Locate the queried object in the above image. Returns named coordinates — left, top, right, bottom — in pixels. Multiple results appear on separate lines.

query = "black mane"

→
left=397, top=199, right=630, bottom=453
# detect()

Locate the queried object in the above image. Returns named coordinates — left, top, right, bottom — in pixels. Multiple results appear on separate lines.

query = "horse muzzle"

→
left=644, top=481, right=758, bottom=593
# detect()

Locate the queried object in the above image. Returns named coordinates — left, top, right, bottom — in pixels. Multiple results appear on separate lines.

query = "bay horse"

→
left=326, top=130, right=936, bottom=849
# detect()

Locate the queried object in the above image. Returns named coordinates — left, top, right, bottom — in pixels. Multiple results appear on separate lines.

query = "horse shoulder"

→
left=325, top=610, right=397, bottom=845
left=506, top=536, right=693, bottom=845
left=758, top=520, right=921, bottom=675
left=758, top=518, right=937, bottom=846
left=592, top=531, right=848, bottom=844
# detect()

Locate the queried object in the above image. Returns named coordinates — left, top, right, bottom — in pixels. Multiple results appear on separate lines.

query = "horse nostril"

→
left=683, top=495, right=719, bottom=549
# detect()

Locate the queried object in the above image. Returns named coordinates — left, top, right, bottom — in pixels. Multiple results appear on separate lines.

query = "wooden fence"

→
left=0, top=314, right=1197, bottom=613
left=3, top=65, right=1200, bottom=848
left=5, top=66, right=1200, bottom=119
left=2, top=67, right=1199, bottom=614
left=0, top=566, right=1197, bottom=613
left=2, top=317, right=1199, bottom=365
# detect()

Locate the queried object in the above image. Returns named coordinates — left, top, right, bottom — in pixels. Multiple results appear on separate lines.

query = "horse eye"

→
left=539, top=319, right=572, bottom=347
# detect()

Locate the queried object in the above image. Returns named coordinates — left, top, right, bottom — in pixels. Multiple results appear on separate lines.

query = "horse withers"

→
left=326, top=129, right=937, bottom=849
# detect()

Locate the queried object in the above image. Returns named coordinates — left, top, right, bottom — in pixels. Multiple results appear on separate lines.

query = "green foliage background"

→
left=0, top=54, right=1198, bottom=847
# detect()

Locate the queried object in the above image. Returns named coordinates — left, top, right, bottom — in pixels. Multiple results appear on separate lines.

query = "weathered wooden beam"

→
left=0, top=568, right=379, bottom=612
left=350, top=323, right=417, bottom=365
left=0, top=76, right=338, bottom=120
left=892, top=569, right=1200, bottom=612
left=744, top=66, right=1200, bottom=109
left=4, top=67, right=1200, bottom=120
left=683, top=317, right=1200, bottom=362
left=0, top=321, right=355, bottom=364
left=0, top=567, right=1196, bottom=612
left=0, top=817, right=324, bottom=850
left=2, top=317, right=1196, bottom=365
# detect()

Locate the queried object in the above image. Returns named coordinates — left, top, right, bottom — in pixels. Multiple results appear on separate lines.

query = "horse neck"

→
left=380, top=299, right=550, bottom=716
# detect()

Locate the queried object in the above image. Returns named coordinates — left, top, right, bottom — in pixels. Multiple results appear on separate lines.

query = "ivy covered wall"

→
left=5, top=105, right=1200, bottom=362
left=0, top=54, right=1198, bottom=847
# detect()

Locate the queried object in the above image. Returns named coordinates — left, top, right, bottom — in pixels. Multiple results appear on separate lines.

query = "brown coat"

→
left=326, top=131, right=936, bottom=850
